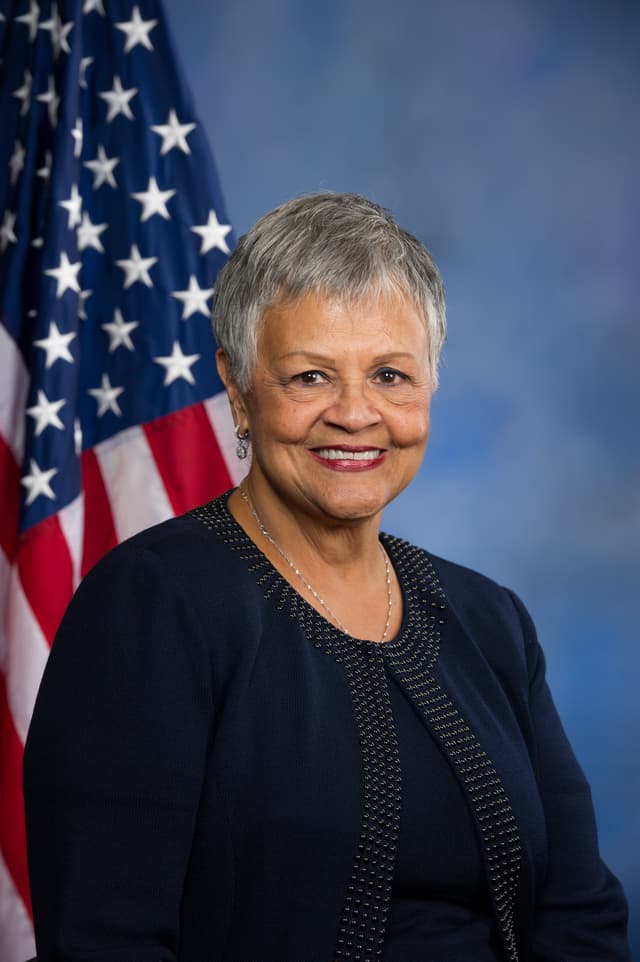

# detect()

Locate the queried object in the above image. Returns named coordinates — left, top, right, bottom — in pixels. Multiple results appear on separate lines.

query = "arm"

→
left=508, top=590, right=631, bottom=962
left=23, top=540, right=215, bottom=962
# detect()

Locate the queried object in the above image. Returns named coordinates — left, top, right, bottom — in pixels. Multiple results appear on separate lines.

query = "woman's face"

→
left=222, top=289, right=432, bottom=527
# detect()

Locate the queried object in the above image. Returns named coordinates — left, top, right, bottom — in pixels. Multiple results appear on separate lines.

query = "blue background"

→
left=165, top=0, right=639, bottom=947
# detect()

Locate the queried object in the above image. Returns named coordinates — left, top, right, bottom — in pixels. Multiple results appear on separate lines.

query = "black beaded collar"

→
left=190, top=493, right=521, bottom=962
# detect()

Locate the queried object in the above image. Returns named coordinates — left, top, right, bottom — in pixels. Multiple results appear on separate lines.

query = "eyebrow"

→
left=276, top=351, right=418, bottom=364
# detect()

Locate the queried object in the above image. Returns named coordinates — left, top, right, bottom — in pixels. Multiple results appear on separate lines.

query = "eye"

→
left=373, top=367, right=409, bottom=385
left=293, top=370, right=328, bottom=386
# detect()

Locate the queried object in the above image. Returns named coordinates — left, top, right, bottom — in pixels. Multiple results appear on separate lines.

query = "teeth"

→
left=314, top=448, right=382, bottom=461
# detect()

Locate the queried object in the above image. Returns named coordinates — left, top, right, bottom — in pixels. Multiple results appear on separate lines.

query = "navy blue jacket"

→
left=24, top=493, right=630, bottom=961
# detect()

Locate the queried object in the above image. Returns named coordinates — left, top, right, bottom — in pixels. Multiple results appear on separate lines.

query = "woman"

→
left=24, top=193, right=630, bottom=961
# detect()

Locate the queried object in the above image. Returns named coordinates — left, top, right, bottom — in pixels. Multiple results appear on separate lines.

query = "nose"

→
left=322, top=379, right=382, bottom=433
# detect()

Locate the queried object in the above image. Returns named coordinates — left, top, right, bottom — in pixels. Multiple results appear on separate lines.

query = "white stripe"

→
left=94, top=425, right=173, bottom=542
left=0, top=322, right=29, bottom=463
left=1, top=553, right=50, bottom=744
left=203, top=392, right=249, bottom=486
left=0, top=854, right=35, bottom=962
left=58, top=493, right=84, bottom=590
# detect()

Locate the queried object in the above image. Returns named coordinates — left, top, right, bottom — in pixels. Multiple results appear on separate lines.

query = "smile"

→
left=313, top=448, right=384, bottom=461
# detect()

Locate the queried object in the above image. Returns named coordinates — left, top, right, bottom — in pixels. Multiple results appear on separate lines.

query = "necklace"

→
left=239, top=485, right=393, bottom=642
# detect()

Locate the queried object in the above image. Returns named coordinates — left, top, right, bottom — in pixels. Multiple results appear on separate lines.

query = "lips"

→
left=308, top=446, right=387, bottom=471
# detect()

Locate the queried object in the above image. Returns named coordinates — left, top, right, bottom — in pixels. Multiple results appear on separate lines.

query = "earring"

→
left=235, top=425, right=250, bottom=460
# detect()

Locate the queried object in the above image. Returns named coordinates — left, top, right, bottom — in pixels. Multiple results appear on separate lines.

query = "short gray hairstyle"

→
left=212, top=192, right=446, bottom=391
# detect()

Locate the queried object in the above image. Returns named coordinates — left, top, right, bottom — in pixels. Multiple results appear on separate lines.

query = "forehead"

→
left=258, top=289, right=428, bottom=348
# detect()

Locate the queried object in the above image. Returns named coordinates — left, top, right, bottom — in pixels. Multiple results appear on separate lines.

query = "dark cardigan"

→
left=23, top=493, right=630, bottom=961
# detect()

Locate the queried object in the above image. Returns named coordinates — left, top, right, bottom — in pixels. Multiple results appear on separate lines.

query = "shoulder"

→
left=384, top=533, right=536, bottom=668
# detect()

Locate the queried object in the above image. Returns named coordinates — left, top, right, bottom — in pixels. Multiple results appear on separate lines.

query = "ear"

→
left=216, top=348, right=249, bottom=431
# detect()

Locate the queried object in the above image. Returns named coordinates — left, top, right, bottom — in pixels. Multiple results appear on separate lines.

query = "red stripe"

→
left=0, top=678, right=33, bottom=919
left=17, top=517, right=74, bottom=647
left=0, top=434, right=20, bottom=563
left=143, top=402, right=232, bottom=515
left=80, top=448, right=118, bottom=578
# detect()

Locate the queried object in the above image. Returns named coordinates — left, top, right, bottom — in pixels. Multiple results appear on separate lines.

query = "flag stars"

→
left=84, top=144, right=119, bottom=189
left=39, top=4, right=74, bottom=59
left=0, top=211, right=17, bottom=252
left=9, top=141, right=25, bottom=184
left=78, top=288, right=92, bottom=320
left=102, top=308, right=138, bottom=352
left=36, top=75, right=60, bottom=126
left=115, top=5, right=157, bottom=53
left=71, top=117, right=83, bottom=157
left=116, top=244, right=158, bottom=288
left=33, top=320, right=76, bottom=367
left=131, top=176, right=176, bottom=222
left=191, top=209, right=232, bottom=255
left=99, top=75, right=138, bottom=122
left=151, top=109, right=196, bottom=155
left=44, top=251, right=82, bottom=296
left=37, top=150, right=52, bottom=181
left=154, top=341, right=200, bottom=386
left=26, top=389, right=66, bottom=435
left=59, top=184, right=82, bottom=229
left=82, top=0, right=105, bottom=14
left=16, top=0, right=40, bottom=42
left=21, top=459, right=58, bottom=505
left=79, top=56, right=94, bottom=88
left=77, top=211, right=108, bottom=252
left=171, top=274, right=214, bottom=320
left=12, top=70, right=32, bottom=116
left=89, top=373, right=124, bottom=417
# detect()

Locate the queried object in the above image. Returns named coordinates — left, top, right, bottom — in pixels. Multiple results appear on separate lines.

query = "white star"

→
left=88, top=373, right=124, bottom=417
left=0, top=211, right=17, bottom=252
left=37, top=150, right=52, bottom=181
left=83, top=144, right=119, bottom=189
left=32, top=237, right=44, bottom=248
left=131, top=176, right=175, bottom=222
left=115, top=244, right=157, bottom=288
left=71, top=117, right=83, bottom=157
left=9, top=141, right=25, bottom=184
left=99, top=75, right=138, bottom=122
left=154, top=341, right=200, bottom=386
left=151, top=109, right=196, bottom=155
left=74, top=417, right=83, bottom=455
left=78, top=288, right=92, bottom=320
left=36, top=74, right=60, bottom=125
left=26, top=389, right=66, bottom=435
left=21, top=458, right=58, bottom=506
left=44, top=251, right=81, bottom=296
left=101, top=308, right=139, bottom=352
left=33, top=320, right=76, bottom=367
left=77, top=212, right=107, bottom=252
left=16, top=0, right=40, bottom=42
left=82, top=0, right=104, bottom=13
left=59, top=184, right=82, bottom=229
left=12, top=70, right=32, bottom=116
left=171, top=274, right=214, bottom=320
left=191, top=209, right=232, bottom=255
left=77, top=211, right=107, bottom=252
left=79, top=55, right=94, bottom=88
left=39, top=4, right=73, bottom=58
left=115, top=5, right=157, bottom=52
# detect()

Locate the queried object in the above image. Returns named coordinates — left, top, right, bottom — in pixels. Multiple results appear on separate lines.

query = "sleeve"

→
left=23, top=540, right=215, bottom=962
left=507, top=590, right=631, bottom=962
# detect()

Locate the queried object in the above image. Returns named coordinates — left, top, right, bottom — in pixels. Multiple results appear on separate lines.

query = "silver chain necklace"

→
left=239, top=485, right=393, bottom=642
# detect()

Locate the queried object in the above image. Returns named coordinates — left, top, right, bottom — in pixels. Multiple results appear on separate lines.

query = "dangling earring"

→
left=235, top=425, right=250, bottom=460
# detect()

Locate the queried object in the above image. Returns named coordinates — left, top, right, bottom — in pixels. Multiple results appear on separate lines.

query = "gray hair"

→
left=212, top=192, right=446, bottom=391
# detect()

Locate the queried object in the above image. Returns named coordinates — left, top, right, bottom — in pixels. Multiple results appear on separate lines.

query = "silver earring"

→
left=235, top=425, right=249, bottom=460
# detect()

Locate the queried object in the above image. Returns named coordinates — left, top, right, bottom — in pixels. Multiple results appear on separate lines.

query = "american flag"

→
left=0, top=1, right=244, bottom=957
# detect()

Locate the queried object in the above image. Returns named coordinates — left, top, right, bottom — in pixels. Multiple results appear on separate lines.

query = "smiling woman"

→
left=23, top=193, right=631, bottom=962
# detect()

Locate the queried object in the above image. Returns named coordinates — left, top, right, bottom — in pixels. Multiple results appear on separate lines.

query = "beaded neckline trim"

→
left=190, top=492, right=521, bottom=962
